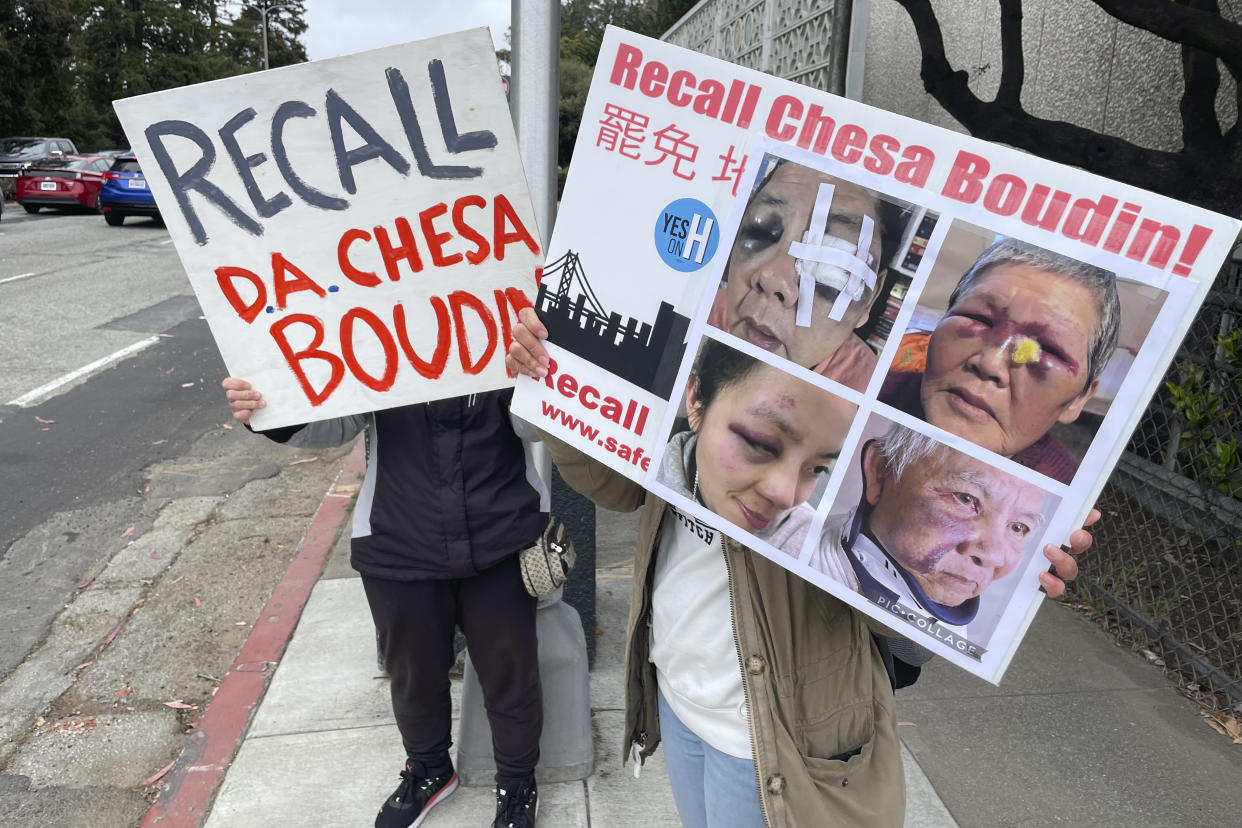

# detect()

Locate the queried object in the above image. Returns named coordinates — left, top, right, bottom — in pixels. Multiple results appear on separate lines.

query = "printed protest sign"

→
left=511, top=27, right=1241, bottom=682
left=114, top=29, right=541, bottom=430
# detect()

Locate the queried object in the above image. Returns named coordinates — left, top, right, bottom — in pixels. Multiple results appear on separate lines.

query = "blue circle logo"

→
left=653, top=198, right=719, bottom=273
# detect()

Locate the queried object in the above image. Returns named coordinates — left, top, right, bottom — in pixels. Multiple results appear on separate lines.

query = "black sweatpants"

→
left=361, top=554, right=542, bottom=781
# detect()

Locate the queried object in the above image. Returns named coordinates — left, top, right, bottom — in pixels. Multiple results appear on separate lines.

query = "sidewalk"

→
left=173, top=462, right=1242, bottom=827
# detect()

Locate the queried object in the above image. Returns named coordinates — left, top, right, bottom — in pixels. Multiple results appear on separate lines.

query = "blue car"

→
left=99, top=153, right=160, bottom=226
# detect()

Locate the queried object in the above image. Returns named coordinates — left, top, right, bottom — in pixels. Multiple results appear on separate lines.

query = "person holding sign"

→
left=506, top=308, right=1096, bottom=828
left=708, top=159, right=908, bottom=392
left=880, top=238, right=1120, bottom=483
left=810, top=423, right=1049, bottom=631
left=655, top=337, right=857, bottom=538
left=222, top=381, right=544, bottom=828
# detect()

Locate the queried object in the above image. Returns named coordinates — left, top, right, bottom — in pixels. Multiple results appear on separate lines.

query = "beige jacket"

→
left=543, top=435, right=906, bottom=827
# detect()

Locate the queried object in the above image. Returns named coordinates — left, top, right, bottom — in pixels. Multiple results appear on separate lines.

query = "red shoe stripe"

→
left=410, top=774, right=458, bottom=828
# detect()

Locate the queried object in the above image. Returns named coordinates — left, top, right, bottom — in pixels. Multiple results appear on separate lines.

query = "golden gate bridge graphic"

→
left=536, top=250, right=690, bottom=398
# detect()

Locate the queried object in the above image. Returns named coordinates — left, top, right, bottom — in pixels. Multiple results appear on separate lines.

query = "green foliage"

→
left=0, top=1, right=307, bottom=149
left=561, top=0, right=654, bottom=67
left=556, top=0, right=690, bottom=171
left=558, top=53, right=592, bottom=170
left=1165, top=329, right=1242, bottom=498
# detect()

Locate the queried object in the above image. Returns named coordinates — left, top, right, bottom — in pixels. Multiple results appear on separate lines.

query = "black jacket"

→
left=260, top=390, right=546, bottom=580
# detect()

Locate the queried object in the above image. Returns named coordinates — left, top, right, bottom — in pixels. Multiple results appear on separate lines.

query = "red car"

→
left=15, top=154, right=111, bottom=213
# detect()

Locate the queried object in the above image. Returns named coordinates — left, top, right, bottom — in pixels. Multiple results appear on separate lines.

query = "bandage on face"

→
left=788, top=182, right=879, bottom=326
left=1007, top=336, right=1042, bottom=365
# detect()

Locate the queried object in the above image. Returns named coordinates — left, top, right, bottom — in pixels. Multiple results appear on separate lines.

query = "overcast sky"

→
left=304, top=0, right=511, bottom=61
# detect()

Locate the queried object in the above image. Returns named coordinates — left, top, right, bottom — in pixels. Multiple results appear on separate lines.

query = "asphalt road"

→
left=0, top=205, right=224, bottom=678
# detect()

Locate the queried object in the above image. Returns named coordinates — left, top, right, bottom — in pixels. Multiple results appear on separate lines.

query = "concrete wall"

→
left=664, top=0, right=850, bottom=94
left=859, top=0, right=1239, bottom=153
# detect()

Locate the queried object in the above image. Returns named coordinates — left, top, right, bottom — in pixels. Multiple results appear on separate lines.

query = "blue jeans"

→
left=657, top=688, right=765, bottom=828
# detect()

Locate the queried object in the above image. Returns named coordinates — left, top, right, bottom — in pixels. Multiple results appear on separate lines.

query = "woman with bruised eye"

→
left=707, top=160, right=907, bottom=391
left=879, top=238, right=1121, bottom=484
left=655, top=338, right=858, bottom=538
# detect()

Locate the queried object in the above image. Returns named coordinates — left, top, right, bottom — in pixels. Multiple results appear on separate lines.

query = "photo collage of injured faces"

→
left=646, top=137, right=1186, bottom=680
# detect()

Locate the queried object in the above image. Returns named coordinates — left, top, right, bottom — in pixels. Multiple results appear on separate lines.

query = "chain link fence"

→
left=1071, top=254, right=1242, bottom=714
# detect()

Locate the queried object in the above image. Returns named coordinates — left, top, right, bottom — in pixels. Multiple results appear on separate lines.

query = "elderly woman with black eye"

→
left=707, top=160, right=908, bottom=392
left=880, top=238, right=1120, bottom=484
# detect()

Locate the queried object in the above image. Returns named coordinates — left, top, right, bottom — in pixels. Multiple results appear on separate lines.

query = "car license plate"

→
left=40, top=181, right=57, bottom=191
left=127, top=179, right=147, bottom=189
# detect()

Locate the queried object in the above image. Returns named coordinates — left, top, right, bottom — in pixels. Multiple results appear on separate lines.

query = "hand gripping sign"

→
left=113, top=29, right=541, bottom=430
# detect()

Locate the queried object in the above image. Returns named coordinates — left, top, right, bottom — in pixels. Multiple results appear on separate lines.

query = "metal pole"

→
left=510, top=0, right=559, bottom=246
left=510, top=0, right=559, bottom=488
left=510, top=0, right=597, bottom=666
left=261, top=3, right=294, bottom=70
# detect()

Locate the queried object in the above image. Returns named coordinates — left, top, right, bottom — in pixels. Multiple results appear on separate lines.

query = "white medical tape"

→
left=827, top=213, right=878, bottom=321
left=791, top=185, right=880, bottom=324
left=796, top=260, right=816, bottom=326
left=794, top=183, right=835, bottom=327
left=788, top=242, right=877, bottom=283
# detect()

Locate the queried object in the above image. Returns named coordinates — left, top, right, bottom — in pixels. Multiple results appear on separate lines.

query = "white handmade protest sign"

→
left=511, top=26, right=1241, bottom=682
left=114, top=29, right=541, bottom=429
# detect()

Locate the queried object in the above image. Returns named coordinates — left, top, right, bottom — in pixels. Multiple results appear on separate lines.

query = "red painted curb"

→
left=141, top=440, right=366, bottom=827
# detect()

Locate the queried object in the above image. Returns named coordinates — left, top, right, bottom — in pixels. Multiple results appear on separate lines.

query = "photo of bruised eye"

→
left=735, top=203, right=785, bottom=256
left=708, top=159, right=902, bottom=387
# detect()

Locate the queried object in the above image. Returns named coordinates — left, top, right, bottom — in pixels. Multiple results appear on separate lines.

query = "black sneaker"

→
left=491, top=777, right=538, bottom=828
left=374, top=758, right=458, bottom=828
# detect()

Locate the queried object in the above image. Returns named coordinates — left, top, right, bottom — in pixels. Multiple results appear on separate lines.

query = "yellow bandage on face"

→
left=1011, top=336, right=1041, bottom=365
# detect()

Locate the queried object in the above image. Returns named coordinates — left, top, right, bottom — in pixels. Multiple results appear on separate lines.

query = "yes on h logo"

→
left=653, top=198, right=719, bottom=273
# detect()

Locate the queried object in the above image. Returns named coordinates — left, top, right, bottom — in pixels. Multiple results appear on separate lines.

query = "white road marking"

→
left=0, top=272, right=37, bottom=286
left=8, top=336, right=162, bottom=407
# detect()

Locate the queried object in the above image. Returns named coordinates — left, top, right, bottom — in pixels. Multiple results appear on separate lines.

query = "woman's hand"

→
left=506, top=307, right=551, bottom=379
left=1039, top=508, right=1100, bottom=597
left=222, top=377, right=265, bottom=424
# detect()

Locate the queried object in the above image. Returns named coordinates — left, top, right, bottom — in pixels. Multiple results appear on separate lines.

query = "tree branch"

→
left=997, top=0, right=1026, bottom=107
left=891, top=0, right=982, bottom=109
left=1087, top=0, right=1242, bottom=76
left=892, top=0, right=1242, bottom=213
left=1179, top=0, right=1223, bottom=151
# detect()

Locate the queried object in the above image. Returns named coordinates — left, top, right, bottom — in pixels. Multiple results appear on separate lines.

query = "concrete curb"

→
left=139, top=440, right=364, bottom=827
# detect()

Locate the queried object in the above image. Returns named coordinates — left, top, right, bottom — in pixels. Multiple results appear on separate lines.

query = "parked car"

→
left=0, top=137, right=79, bottom=179
left=98, top=153, right=160, bottom=226
left=85, top=148, right=130, bottom=159
left=15, top=154, right=111, bottom=213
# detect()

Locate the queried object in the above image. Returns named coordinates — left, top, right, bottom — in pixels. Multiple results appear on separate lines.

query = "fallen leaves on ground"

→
left=162, top=700, right=198, bottom=710
left=35, top=415, right=55, bottom=424
left=1202, top=712, right=1242, bottom=744
left=142, top=760, right=176, bottom=787
left=41, top=718, right=97, bottom=736
left=120, top=525, right=134, bottom=538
